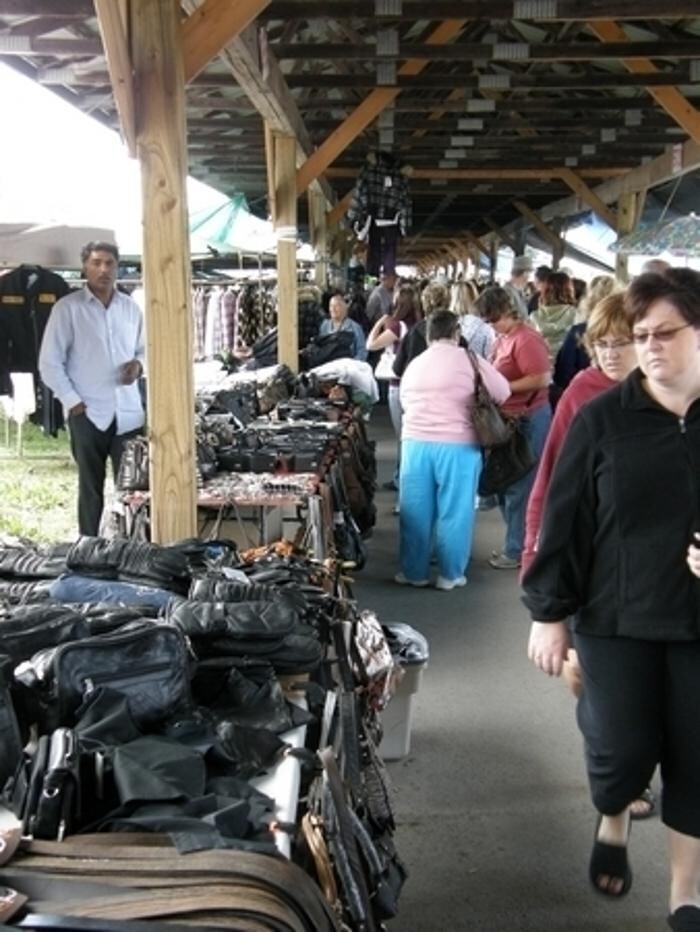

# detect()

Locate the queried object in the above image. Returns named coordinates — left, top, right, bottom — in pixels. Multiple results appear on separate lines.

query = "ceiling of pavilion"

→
left=1, top=0, right=699, bottom=262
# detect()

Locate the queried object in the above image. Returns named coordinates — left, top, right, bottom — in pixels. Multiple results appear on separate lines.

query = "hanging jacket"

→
left=0, top=265, right=71, bottom=387
left=0, top=264, right=71, bottom=433
left=345, top=151, right=412, bottom=236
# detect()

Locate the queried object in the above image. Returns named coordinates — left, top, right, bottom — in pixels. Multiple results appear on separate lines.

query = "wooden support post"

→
left=513, top=199, right=563, bottom=267
left=274, top=133, right=298, bottom=372
left=263, top=120, right=276, bottom=220
left=615, top=191, right=638, bottom=283
left=133, top=0, right=197, bottom=543
left=308, top=189, right=327, bottom=290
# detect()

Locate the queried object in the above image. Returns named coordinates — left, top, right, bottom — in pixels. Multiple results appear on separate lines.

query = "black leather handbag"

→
left=28, top=622, right=192, bottom=729
left=477, top=419, right=537, bottom=496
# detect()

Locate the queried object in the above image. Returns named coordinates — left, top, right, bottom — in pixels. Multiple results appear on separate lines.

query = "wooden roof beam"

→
left=274, top=40, right=700, bottom=62
left=512, top=200, right=562, bottom=249
left=180, top=2, right=334, bottom=208
left=588, top=20, right=700, bottom=147
left=295, top=18, right=467, bottom=196
left=93, top=0, right=136, bottom=157
left=327, top=190, right=352, bottom=227
left=484, top=218, right=518, bottom=252
left=463, top=230, right=491, bottom=260
left=539, top=136, right=700, bottom=225
left=181, top=0, right=273, bottom=84
left=557, top=168, right=617, bottom=229
left=259, top=0, right=700, bottom=19
left=326, top=167, right=626, bottom=180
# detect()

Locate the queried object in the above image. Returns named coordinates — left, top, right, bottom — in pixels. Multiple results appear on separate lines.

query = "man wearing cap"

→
left=504, top=255, right=532, bottom=319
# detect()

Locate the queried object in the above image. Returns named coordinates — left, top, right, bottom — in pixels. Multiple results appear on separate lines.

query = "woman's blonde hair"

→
left=579, top=275, right=618, bottom=320
left=583, top=292, right=632, bottom=354
left=421, top=281, right=450, bottom=315
left=449, top=279, right=479, bottom=315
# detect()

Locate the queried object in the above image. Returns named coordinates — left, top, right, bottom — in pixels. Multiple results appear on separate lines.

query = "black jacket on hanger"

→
left=0, top=264, right=71, bottom=433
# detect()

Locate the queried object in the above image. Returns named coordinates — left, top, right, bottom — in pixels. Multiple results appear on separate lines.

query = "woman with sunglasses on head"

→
left=522, top=268, right=700, bottom=930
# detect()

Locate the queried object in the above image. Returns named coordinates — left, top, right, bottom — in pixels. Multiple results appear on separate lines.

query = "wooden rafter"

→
left=327, top=190, right=352, bottom=227
left=181, top=0, right=273, bottom=84
left=295, top=18, right=467, bottom=196
left=93, top=0, right=136, bottom=157
left=512, top=200, right=562, bottom=250
left=588, top=19, right=700, bottom=147
left=326, top=167, right=625, bottom=180
left=557, top=168, right=617, bottom=229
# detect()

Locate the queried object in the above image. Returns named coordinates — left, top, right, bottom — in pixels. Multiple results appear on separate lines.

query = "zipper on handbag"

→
left=83, top=661, right=174, bottom=698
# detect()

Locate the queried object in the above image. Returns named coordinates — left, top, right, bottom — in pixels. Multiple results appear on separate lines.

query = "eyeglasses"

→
left=631, top=323, right=693, bottom=345
left=592, top=339, right=632, bottom=352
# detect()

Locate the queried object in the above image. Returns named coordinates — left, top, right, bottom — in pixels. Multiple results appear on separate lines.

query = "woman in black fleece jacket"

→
left=522, top=268, right=700, bottom=931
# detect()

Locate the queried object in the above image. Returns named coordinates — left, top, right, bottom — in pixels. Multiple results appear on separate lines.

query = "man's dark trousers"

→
left=68, top=412, right=140, bottom=536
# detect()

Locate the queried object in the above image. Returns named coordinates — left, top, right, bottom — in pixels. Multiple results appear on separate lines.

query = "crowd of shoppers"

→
left=355, top=261, right=699, bottom=930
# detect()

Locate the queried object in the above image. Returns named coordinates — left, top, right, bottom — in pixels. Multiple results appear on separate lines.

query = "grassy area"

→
left=0, top=417, right=78, bottom=542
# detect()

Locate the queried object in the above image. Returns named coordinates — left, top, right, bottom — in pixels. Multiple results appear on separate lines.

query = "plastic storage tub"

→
left=379, top=623, right=429, bottom=761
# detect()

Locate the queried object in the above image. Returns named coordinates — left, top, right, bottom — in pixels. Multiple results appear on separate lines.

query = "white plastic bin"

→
left=379, top=623, right=429, bottom=761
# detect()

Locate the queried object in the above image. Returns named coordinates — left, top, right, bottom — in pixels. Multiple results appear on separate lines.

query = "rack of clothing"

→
left=0, top=263, right=71, bottom=435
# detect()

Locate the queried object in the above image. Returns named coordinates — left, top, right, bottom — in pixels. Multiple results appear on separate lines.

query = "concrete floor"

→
left=352, top=411, right=670, bottom=932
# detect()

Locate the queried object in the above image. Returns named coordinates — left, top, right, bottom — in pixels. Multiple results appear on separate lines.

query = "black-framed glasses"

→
left=592, top=339, right=633, bottom=352
left=631, top=323, right=693, bottom=345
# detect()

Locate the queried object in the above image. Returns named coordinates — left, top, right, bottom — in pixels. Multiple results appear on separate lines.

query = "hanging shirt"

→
left=39, top=286, right=145, bottom=434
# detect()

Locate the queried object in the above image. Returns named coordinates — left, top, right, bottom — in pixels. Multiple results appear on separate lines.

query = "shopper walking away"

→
left=39, top=241, right=145, bottom=536
left=397, top=311, right=510, bottom=590
left=474, top=287, right=551, bottom=569
left=523, top=267, right=700, bottom=929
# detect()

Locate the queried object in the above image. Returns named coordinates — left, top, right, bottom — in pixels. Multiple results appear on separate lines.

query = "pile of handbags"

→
left=0, top=535, right=407, bottom=930
left=0, top=539, right=326, bottom=848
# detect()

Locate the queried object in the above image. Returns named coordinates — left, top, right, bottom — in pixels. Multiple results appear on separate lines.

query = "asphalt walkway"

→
left=353, top=408, right=669, bottom=932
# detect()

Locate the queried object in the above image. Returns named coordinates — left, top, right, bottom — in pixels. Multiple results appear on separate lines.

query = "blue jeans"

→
left=399, top=439, right=482, bottom=581
left=497, top=405, right=551, bottom=560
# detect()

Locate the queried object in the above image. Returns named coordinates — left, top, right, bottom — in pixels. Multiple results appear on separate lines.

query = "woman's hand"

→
left=688, top=533, right=700, bottom=578
left=527, top=621, right=571, bottom=677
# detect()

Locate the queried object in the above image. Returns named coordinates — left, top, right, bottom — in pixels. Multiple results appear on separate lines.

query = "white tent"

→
left=0, top=222, right=115, bottom=269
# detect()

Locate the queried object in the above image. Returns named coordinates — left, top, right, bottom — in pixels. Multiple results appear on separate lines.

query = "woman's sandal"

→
left=668, top=905, right=700, bottom=931
left=589, top=815, right=632, bottom=898
left=629, top=786, right=656, bottom=821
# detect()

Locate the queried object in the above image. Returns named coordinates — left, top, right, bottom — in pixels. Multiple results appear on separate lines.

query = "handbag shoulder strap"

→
left=465, top=347, right=488, bottom=399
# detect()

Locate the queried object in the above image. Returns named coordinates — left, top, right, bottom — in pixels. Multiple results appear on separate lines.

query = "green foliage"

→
left=0, top=419, right=77, bottom=542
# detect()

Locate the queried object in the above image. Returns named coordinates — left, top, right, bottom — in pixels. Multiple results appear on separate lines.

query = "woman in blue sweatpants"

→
left=397, top=310, right=511, bottom=590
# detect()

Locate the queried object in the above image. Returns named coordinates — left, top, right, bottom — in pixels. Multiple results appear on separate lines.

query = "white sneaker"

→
left=488, top=553, right=521, bottom=570
left=435, top=575, right=467, bottom=591
left=394, top=572, right=429, bottom=587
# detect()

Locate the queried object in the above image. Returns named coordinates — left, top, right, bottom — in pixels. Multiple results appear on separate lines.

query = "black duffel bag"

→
left=17, top=621, right=192, bottom=730
left=300, top=330, right=354, bottom=371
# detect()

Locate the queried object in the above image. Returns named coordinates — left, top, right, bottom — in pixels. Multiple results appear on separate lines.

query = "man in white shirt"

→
left=39, top=241, right=145, bottom=535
